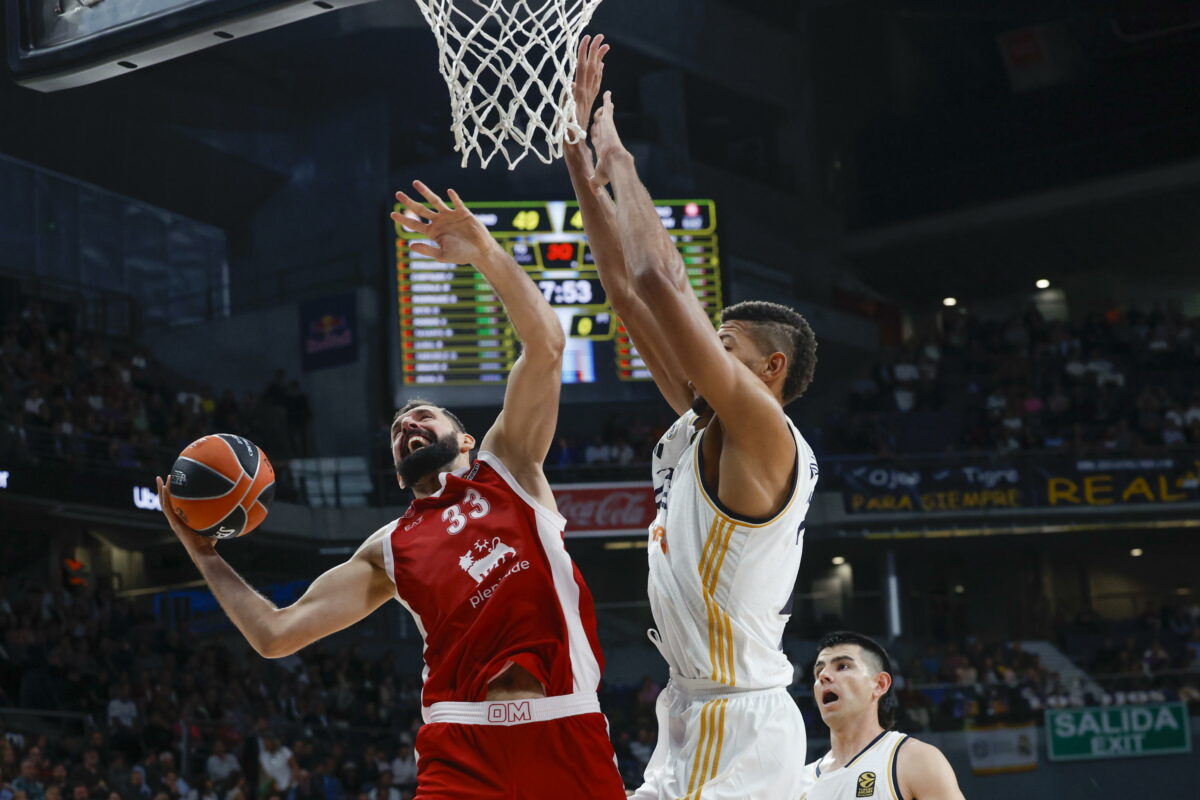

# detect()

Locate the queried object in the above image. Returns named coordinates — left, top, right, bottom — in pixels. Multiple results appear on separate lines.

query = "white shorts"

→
left=630, top=680, right=807, bottom=800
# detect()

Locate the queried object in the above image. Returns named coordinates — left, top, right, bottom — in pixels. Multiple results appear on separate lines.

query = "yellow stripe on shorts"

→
left=679, top=699, right=729, bottom=800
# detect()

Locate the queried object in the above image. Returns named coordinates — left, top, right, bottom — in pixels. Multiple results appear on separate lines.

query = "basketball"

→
left=167, top=434, right=276, bottom=539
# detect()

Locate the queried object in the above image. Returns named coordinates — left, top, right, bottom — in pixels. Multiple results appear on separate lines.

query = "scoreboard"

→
left=394, top=199, right=721, bottom=386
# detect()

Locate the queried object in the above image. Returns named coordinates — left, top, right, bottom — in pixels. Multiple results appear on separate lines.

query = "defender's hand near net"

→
left=590, top=92, right=629, bottom=189
left=391, top=181, right=499, bottom=266
left=572, top=34, right=610, bottom=132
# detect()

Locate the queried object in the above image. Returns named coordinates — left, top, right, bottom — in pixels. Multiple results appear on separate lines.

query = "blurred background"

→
left=1, top=0, right=1199, bottom=797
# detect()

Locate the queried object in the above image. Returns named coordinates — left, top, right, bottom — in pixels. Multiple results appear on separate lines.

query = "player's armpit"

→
left=896, top=739, right=966, bottom=800
left=636, top=264, right=793, bottom=449
left=262, top=540, right=395, bottom=658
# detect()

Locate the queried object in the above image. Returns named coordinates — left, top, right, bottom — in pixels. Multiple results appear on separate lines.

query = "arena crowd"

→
left=2, top=579, right=1198, bottom=800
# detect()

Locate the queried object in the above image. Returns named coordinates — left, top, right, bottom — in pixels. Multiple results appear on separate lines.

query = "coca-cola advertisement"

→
left=552, top=482, right=655, bottom=537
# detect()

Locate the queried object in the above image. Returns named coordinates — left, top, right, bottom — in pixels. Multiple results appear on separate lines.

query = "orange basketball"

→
left=167, top=434, right=275, bottom=539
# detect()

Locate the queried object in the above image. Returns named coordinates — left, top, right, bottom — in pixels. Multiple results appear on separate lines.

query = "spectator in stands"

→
left=285, top=382, right=312, bottom=459
left=204, top=744, right=238, bottom=788
left=1186, top=629, right=1200, bottom=669
left=584, top=434, right=611, bottom=465
left=124, top=767, right=150, bottom=796
left=634, top=676, right=660, bottom=712
left=13, top=762, right=44, bottom=800
left=385, top=747, right=412, bottom=797
left=627, top=727, right=654, bottom=775
left=311, top=761, right=341, bottom=800
left=66, top=752, right=104, bottom=797
left=833, top=302, right=1200, bottom=454
left=258, top=737, right=297, bottom=797
left=364, top=771, right=397, bottom=800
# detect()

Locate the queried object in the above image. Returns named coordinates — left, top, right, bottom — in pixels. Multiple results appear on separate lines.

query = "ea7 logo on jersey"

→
left=855, top=771, right=875, bottom=797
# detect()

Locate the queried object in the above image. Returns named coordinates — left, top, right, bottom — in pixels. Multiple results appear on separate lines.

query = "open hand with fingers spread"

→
left=589, top=91, right=630, bottom=190
left=572, top=34, right=610, bottom=132
left=390, top=181, right=500, bottom=266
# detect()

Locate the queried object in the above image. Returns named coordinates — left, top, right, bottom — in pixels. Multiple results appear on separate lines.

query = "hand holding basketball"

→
left=158, top=476, right=217, bottom=556
left=572, top=34, right=609, bottom=131
left=391, top=182, right=499, bottom=266
left=161, top=433, right=275, bottom=547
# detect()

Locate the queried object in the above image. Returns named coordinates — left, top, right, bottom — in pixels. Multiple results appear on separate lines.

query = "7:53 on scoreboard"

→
left=535, top=278, right=607, bottom=307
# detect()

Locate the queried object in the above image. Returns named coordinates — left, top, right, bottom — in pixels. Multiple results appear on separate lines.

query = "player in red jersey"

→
left=155, top=181, right=627, bottom=800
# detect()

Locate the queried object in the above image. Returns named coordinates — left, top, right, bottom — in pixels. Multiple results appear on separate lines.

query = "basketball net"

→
left=413, top=0, right=604, bottom=169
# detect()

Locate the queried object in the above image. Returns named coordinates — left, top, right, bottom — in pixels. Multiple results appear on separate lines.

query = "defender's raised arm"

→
left=564, top=36, right=692, bottom=414
left=588, top=94, right=801, bottom=519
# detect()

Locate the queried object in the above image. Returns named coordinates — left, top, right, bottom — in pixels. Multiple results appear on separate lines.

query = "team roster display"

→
left=395, top=199, right=721, bottom=386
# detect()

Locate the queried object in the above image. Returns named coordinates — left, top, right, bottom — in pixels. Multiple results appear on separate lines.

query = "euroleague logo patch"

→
left=856, top=772, right=875, bottom=797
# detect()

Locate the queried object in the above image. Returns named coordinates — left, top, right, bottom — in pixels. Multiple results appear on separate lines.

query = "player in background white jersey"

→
left=802, top=632, right=965, bottom=800
left=565, top=37, right=819, bottom=799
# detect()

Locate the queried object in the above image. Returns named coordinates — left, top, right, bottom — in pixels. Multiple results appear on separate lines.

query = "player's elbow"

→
left=631, top=261, right=677, bottom=298
left=524, top=327, right=566, bottom=362
left=256, top=641, right=292, bottom=660
left=251, top=611, right=302, bottom=659
left=249, top=629, right=296, bottom=659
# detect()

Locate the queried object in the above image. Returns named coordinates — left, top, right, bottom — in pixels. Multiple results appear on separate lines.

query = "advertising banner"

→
left=552, top=482, right=655, bottom=537
left=832, top=460, right=1025, bottom=514
left=300, top=292, right=358, bottom=372
left=829, top=455, right=1200, bottom=514
left=965, top=723, right=1039, bottom=775
left=1037, top=457, right=1200, bottom=509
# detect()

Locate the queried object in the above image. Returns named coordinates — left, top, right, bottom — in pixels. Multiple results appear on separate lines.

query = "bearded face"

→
left=396, top=429, right=461, bottom=487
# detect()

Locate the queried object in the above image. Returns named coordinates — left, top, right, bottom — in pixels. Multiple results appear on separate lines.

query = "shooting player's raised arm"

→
left=393, top=182, right=564, bottom=509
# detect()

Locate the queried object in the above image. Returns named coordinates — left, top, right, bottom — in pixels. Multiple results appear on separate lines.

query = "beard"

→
left=396, top=433, right=460, bottom=487
left=691, top=394, right=711, bottom=416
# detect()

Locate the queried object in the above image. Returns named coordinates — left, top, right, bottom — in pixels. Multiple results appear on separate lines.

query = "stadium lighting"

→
left=831, top=556, right=846, bottom=566
left=942, top=297, right=957, bottom=307
left=1036, top=278, right=1051, bottom=289
left=953, top=584, right=965, bottom=594
left=1130, top=548, right=1143, bottom=557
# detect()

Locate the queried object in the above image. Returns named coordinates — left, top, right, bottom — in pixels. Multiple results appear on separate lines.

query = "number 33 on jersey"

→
left=441, top=488, right=491, bottom=534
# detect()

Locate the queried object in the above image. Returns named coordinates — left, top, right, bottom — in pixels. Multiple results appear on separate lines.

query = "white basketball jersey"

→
left=646, top=410, right=818, bottom=691
left=800, top=731, right=910, bottom=800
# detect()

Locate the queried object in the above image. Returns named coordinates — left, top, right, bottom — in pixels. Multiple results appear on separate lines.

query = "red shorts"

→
left=414, top=693, right=627, bottom=799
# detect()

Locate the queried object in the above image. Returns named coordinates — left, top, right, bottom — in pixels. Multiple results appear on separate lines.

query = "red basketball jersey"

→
left=382, top=452, right=604, bottom=708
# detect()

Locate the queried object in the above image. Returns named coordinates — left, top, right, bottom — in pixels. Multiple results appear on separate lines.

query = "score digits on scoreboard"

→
left=395, top=200, right=720, bottom=386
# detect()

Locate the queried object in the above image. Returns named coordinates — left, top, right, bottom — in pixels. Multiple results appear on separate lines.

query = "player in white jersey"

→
left=564, top=36, right=819, bottom=799
left=801, top=632, right=965, bottom=800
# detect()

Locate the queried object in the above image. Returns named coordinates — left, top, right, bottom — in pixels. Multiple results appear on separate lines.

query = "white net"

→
left=413, top=0, right=604, bottom=170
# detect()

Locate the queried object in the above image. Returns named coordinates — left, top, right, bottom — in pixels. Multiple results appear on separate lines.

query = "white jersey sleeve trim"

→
left=477, top=451, right=567, bottom=530
left=376, top=519, right=430, bottom=686
left=376, top=520, right=405, bottom=603
left=692, top=422, right=812, bottom=529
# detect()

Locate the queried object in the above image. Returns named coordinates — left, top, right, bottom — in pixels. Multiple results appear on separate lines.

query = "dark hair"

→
left=720, top=301, right=817, bottom=403
left=394, top=398, right=466, bottom=434
left=815, top=630, right=898, bottom=729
